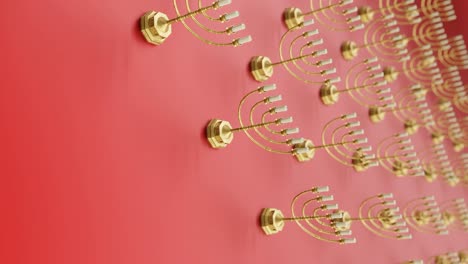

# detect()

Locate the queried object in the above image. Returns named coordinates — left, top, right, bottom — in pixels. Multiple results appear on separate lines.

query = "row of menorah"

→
left=406, top=249, right=468, bottom=264
left=260, top=187, right=467, bottom=243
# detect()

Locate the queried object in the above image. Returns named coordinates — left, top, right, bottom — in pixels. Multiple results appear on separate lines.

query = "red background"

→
left=0, top=0, right=467, bottom=263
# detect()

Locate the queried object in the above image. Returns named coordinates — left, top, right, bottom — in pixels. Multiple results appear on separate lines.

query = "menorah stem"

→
left=167, top=3, right=217, bottom=24
left=229, top=120, right=278, bottom=132
left=313, top=141, right=353, bottom=149
left=358, top=39, right=391, bottom=49
left=348, top=216, right=381, bottom=221
left=337, top=83, right=374, bottom=93
left=372, top=154, right=407, bottom=161
left=270, top=52, right=318, bottom=66
left=303, top=2, right=340, bottom=16
left=281, top=215, right=328, bottom=221
left=386, top=105, right=418, bottom=112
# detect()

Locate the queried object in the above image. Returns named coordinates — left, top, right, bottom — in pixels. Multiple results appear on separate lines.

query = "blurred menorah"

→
left=402, top=195, right=449, bottom=235
left=420, top=143, right=449, bottom=183
left=397, top=44, right=441, bottom=86
left=439, top=198, right=468, bottom=232
left=206, top=84, right=315, bottom=162
left=406, top=250, right=468, bottom=264
left=446, top=116, right=466, bottom=153
left=140, top=0, right=252, bottom=46
left=369, top=85, right=432, bottom=133
left=319, top=57, right=395, bottom=113
left=453, top=85, right=468, bottom=114
left=340, top=13, right=409, bottom=62
left=424, top=101, right=459, bottom=144
left=260, top=186, right=357, bottom=244
left=283, top=0, right=364, bottom=32
left=452, top=153, right=467, bottom=186
left=355, top=132, right=424, bottom=177
left=250, top=20, right=339, bottom=84
left=355, top=0, right=417, bottom=25
left=432, top=67, right=463, bottom=105
left=437, top=35, right=468, bottom=70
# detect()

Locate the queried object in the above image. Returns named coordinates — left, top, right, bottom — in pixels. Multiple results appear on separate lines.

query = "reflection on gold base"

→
left=413, top=88, right=427, bottom=99
left=283, top=7, right=304, bottom=29
left=140, top=11, right=172, bottom=45
left=383, top=67, right=398, bottom=83
left=404, top=120, right=419, bottom=135
left=438, top=100, right=451, bottom=111
left=431, top=133, right=445, bottom=144
left=294, top=140, right=315, bottom=162
left=340, top=41, right=359, bottom=60
left=260, top=208, right=285, bottom=235
left=334, top=210, right=352, bottom=231
left=369, top=106, right=386, bottom=123
left=319, top=83, right=339, bottom=105
left=413, top=210, right=431, bottom=226
left=379, top=209, right=398, bottom=229
left=352, top=151, right=369, bottom=172
left=453, top=142, right=465, bottom=152
left=250, top=56, right=274, bottom=82
left=393, top=161, right=408, bottom=177
left=424, top=168, right=437, bottom=183
left=206, top=119, right=234, bottom=148
left=358, top=6, right=375, bottom=23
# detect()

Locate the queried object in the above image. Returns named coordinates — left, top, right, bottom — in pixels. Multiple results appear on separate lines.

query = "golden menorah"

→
left=340, top=13, right=409, bottom=62
left=420, top=143, right=449, bottom=183
left=432, top=67, right=462, bottom=104
left=452, top=153, right=468, bottom=186
left=260, top=186, right=357, bottom=244
left=356, top=132, right=424, bottom=177
left=261, top=189, right=411, bottom=241
left=206, top=84, right=311, bottom=162
left=453, top=84, right=468, bottom=114
left=402, top=195, right=449, bottom=235
left=250, top=20, right=339, bottom=84
left=283, top=0, right=364, bottom=32
left=437, top=35, right=468, bottom=70
left=424, top=101, right=460, bottom=144
left=140, top=0, right=252, bottom=46
left=399, top=44, right=441, bottom=86
left=446, top=116, right=466, bottom=153
left=320, top=57, right=395, bottom=113
left=438, top=198, right=468, bottom=232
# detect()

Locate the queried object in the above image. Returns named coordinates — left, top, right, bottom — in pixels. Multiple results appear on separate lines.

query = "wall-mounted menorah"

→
left=320, top=57, right=395, bottom=114
left=140, top=0, right=252, bottom=46
left=260, top=186, right=357, bottom=244
left=261, top=189, right=411, bottom=241
left=403, top=196, right=449, bottom=235
left=206, top=84, right=313, bottom=162
left=439, top=198, right=468, bottom=232
left=355, top=132, right=424, bottom=177
left=283, top=0, right=364, bottom=32
left=340, top=14, right=409, bottom=62
left=250, top=20, right=339, bottom=84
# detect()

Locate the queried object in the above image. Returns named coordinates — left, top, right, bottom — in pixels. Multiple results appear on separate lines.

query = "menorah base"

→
left=206, top=119, right=234, bottom=148
left=340, top=41, right=359, bottom=61
left=352, top=151, right=369, bottom=172
left=404, top=120, right=419, bottom=135
left=413, top=87, right=428, bottom=99
left=424, top=168, right=437, bottom=183
left=378, top=209, right=399, bottom=229
left=260, top=208, right=285, bottom=235
left=442, top=212, right=455, bottom=226
left=446, top=176, right=460, bottom=187
left=140, top=11, right=172, bottom=45
left=413, top=210, right=431, bottom=226
left=431, top=132, right=445, bottom=144
left=368, top=106, right=386, bottom=123
left=283, top=7, right=304, bottom=29
left=293, top=139, right=315, bottom=162
left=392, top=161, right=409, bottom=177
left=357, top=6, right=375, bottom=24
left=333, top=210, right=352, bottom=232
left=250, top=56, right=274, bottom=82
left=438, top=100, right=451, bottom=111
left=383, top=66, right=398, bottom=83
left=319, top=83, right=339, bottom=105
left=453, top=142, right=465, bottom=152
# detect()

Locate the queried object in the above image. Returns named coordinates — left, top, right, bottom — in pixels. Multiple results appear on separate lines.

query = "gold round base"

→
left=424, top=168, right=437, bottom=183
left=413, top=210, right=431, bottom=226
left=383, top=66, right=399, bottom=83
left=206, top=119, right=234, bottom=148
left=378, top=209, right=398, bottom=229
left=453, top=142, right=465, bottom=152
left=358, top=6, right=375, bottom=23
left=438, top=100, right=451, bottom=111
left=340, top=41, right=359, bottom=61
left=404, top=120, right=419, bottom=135
left=260, top=208, right=285, bottom=235
left=352, top=151, right=369, bottom=172
left=294, top=140, right=316, bottom=162
left=319, top=83, right=339, bottom=105
left=333, top=210, right=352, bottom=231
left=283, top=7, right=304, bottom=29
left=392, top=160, right=408, bottom=177
left=369, top=106, right=386, bottom=123
left=431, top=133, right=445, bottom=144
left=140, top=11, right=172, bottom=45
left=250, top=56, right=274, bottom=82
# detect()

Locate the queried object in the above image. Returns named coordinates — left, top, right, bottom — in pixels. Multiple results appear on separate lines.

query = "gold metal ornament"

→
left=206, top=84, right=313, bottom=162
left=250, top=20, right=338, bottom=84
left=260, top=186, right=357, bottom=244
left=419, top=143, right=450, bottom=183
left=140, top=0, right=252, bottom=46
left=360, top=132, right=423, bottom=177
left=438, top=198, right=468, bottom=232
left=403, top=196, right=449, bottom=235
left=305, top=0, right=365, bottom=32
